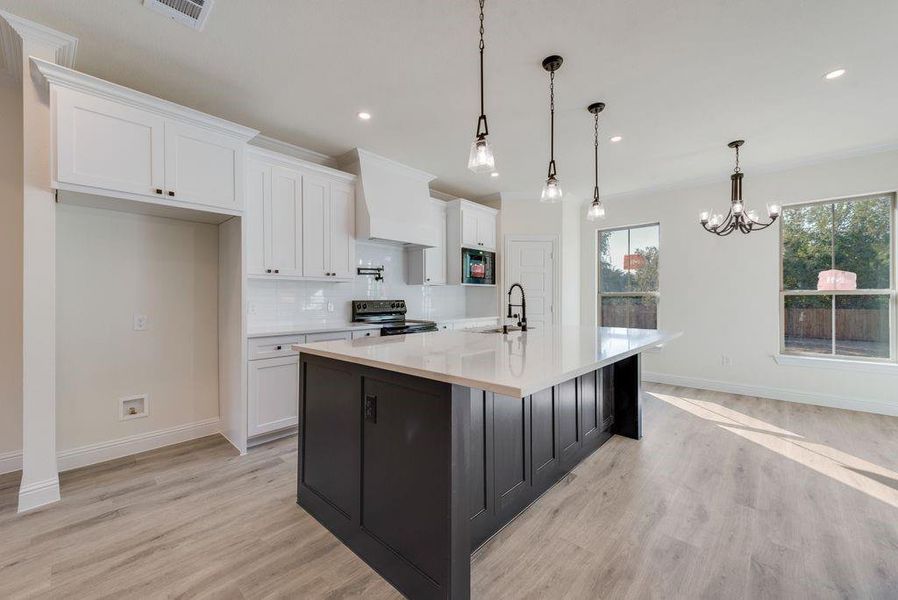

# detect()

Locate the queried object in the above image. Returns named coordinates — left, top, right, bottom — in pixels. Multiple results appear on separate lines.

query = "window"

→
left=598, top=224, right=659, bottom=329
left=781, top=193, right=896, bottom=361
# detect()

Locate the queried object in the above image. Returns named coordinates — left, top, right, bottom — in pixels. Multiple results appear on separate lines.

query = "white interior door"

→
left=506, top=238, right=556, bottom=330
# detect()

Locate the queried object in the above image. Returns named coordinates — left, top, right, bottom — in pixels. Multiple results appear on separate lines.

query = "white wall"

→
left=0, top=77, right=23, bottom=463
left=55, top=205, right=220, bottom=451
left=580, top=148, right=898, bottom=415
left=247, top=240, right=468, bottom=329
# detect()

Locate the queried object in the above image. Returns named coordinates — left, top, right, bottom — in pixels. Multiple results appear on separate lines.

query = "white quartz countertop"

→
left=247, top=316, right=500, bottom=338
left=293, top=326, right=681, bottom=397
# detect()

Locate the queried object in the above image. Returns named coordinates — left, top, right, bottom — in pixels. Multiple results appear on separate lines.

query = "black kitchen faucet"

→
left=506, top=283, right=527, bottom=331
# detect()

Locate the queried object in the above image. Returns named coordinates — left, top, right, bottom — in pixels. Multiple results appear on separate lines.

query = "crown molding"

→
left=0, top=10, right=77, bottom=81
left=247, top=144, right=356, bottom=183
left=31, top=57, right=258, bottom=140
left=249, top=135, right=338, bottom=168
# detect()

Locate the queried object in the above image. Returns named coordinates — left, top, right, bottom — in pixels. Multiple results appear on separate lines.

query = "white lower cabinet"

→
left=247, top=354, right=299, bottom=438
left=305, top=330, right=353, bottom=342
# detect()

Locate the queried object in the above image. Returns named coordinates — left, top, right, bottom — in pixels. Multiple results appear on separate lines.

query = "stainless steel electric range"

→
left=351, top=300, right=438, bottom=336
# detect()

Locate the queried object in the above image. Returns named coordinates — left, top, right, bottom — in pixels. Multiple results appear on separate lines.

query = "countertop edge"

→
left=293, top=331, right=681, bottom=398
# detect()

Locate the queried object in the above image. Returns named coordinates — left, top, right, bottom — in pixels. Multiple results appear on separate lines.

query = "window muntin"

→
left=781, top=193, right=895, bottom=361
left=598, top=223, right=659, bottom=329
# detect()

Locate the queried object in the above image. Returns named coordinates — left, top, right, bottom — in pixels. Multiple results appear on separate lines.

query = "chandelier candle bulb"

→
left=767, top=202, right=781, bottom=217
left=699, top=210, right=711, bottom=224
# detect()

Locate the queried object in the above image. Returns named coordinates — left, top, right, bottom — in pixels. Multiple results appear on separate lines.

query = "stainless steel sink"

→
left=478, top=326, right=526, bottom=333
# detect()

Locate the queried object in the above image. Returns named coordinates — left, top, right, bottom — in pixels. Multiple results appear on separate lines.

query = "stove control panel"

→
left=352, top=299, right=407, bottom=319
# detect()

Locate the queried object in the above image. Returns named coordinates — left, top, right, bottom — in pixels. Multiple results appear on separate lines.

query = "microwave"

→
left=461, top=248, right=495, bottom=285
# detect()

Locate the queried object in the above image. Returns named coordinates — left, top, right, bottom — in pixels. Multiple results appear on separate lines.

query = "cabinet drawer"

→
left=249, top=335, right=304, bottom=360
left=306, top=331, right=353, bottom=343
left=351, top=329, right=380, bottom=339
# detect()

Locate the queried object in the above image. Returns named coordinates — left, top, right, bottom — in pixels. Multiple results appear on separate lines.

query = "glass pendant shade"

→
left=468, top=137, right=495, bottom=173
left=586, top=200, right=605, bottom=221
left=540, top=176, right=563, bottom=203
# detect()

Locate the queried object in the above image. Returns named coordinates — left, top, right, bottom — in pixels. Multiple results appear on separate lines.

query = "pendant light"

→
left=586, top=102, right=606, bottom=221
left=467, top=0, right=495, bottom=173
left=699, top=140, right=780, bottom=236
left=540, top=55, right=564, bottom=203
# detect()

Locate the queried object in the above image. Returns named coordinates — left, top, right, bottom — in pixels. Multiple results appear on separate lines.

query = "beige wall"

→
left=580, top=148, right=898, bottom=415
left=55, top=205, right=220, bottom=450
left=0, top=77, right=23, bottom=459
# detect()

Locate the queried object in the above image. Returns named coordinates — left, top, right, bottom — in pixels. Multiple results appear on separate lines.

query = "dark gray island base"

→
left=297, top=351, right=642, bottom=600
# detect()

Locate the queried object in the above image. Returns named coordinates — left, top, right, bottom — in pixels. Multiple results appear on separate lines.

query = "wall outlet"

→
left=327, top=302, right=334, bottom=312
left=248, top=303, right=257, bottom=315
left=133, top=314, right=149, bottom=331
left=720, top=354, right=733, bottom=367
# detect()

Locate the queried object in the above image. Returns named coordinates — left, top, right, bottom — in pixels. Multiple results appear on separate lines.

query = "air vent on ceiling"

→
left=144, top=0, right=214, bottom=31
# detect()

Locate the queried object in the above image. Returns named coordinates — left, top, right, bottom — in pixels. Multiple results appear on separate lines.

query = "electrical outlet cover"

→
left=133, top=314, right=149, bottom=331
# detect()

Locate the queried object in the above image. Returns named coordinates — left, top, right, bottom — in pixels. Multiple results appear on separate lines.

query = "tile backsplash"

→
left=247, top=241, right=493, bottom=329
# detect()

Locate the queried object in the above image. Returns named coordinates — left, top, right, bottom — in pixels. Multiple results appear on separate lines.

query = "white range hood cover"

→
left=341, top=149, right=437, bottom=247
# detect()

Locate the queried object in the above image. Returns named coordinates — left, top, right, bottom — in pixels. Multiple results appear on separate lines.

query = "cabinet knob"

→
left=155, top=188, right=163, bottom=195
left=168, top=191, right=175, bottom=197
left=274, top=269, right=280, bottom=274
left=275, top=345, right=282, bottom=350
left=266, top=269, right=272, bottom=274
left=426, top=278, right=430, bottom=282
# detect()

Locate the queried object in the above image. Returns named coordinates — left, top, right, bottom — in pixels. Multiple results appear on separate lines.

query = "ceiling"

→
left=2, top=0, right=897, bottom=203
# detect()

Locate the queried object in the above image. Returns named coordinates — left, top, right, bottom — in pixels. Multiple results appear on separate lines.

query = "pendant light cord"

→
left=548, top=69, right=556, bottom=178
left=475, top=0, right=488, bottom=138
left=593, top=111, right=600, bottom=200
left=734, top=143, right=741, bottom=173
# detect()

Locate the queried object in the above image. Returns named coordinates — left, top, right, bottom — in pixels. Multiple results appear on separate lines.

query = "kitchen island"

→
left=293, top=326, right=679, bottom=600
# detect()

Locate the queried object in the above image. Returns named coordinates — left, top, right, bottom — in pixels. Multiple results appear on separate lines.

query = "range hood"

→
left=340, top=149, right=437, bottom=247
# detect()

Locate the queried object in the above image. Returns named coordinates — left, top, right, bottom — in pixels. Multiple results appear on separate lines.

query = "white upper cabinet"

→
left=460, top=204, right=497, bottom=251
left=245, top=159, right=268, bottom=276
left=35, top=59, right=257, bottom=216
left=55, top=88, right=166, bottom=197
left=164, top=121, right=244, bottom=210
left=301, top=174, right=329, bottom=278
left=407, top=199, right=447, bottom=285
left=267, top=167, right=303, bottom=277
left=245, top=147, right=356, bottom=281
left=329, top=181, right=356, bottom=279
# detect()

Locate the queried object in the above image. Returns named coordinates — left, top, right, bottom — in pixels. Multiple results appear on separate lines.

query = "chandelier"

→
left=700, top=140, right=780, bottom=236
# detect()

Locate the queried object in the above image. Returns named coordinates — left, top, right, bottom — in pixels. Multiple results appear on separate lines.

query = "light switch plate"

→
left=133, top=314, right=149, bottom=331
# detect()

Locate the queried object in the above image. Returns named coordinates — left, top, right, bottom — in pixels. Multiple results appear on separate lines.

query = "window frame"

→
left=596, top=222, right=661, bottom=329
left=778, top=191, right=897, bottom=363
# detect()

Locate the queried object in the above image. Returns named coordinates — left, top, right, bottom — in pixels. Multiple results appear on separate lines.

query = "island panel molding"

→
left=297, top=326, right=669, bottom=599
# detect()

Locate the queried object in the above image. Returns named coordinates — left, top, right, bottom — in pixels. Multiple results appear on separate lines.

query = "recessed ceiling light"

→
left=609, top=135, right=623, bottom=143
left=490, top=172, right=499, bottom=177
left=824, top=68, right=846, bottom=80
left=357, top=111, right=372, bottom=120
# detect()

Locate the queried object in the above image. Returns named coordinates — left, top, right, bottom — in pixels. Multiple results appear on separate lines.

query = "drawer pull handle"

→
left=155, top=188, right=163, bottom=195
left=168, top=191, right=175, bottom=197
left=275, top=345, right=282, bottom=350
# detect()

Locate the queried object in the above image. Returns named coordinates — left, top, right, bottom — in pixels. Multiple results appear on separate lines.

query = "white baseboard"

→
left=57, top=417, right=222, bottom=472
left=643, top=371, right=898, bottom=417
left=0, top=450, right=23, bottom=475
left=247, top=426, right=297, bottom=449
left=17, top=476, right=60, bottom=513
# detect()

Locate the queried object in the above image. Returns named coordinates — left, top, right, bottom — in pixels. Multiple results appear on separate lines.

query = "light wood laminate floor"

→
left=2, top=384, right=897, bottom=599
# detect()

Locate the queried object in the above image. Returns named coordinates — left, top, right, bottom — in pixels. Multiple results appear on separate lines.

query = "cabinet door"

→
left=424, top=202, right=447, bottom=284
left=477, top=211, right=496, bottom=250
left=266, top=166, right=303, bottom=277
left=164, top=121, right=243, bottom=210
left=328, top=181, right=355, bottom=279
left=55, top=88, right=165, bottom=197
left=461, top=208, right=479, bottom=248
left=247, top=356, right=299, bottom=437
left=245, top=159, right=269, bottom=276
left=302, top=175, right=329, bottom=278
